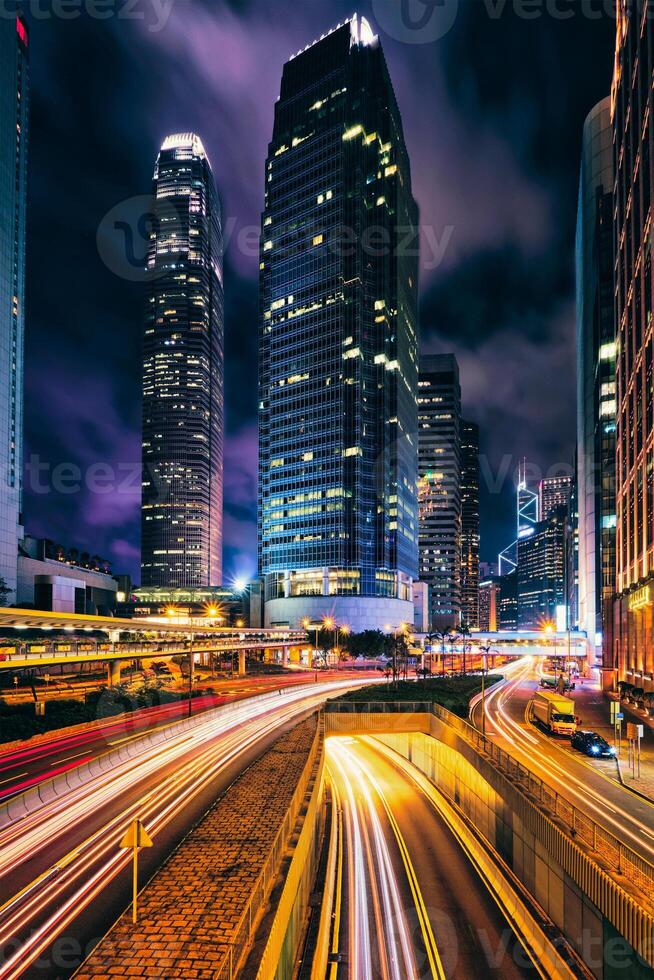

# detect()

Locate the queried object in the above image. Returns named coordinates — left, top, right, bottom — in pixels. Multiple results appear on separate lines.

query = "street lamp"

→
left=479, top=643, right=498, bottom=737
left=336, top=623, right=350, bottom=669
left=303, top=618, right=321, bottom=668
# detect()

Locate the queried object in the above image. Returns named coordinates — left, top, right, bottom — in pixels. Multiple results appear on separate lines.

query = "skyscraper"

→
left=141, top=133, right=224, bottom=589
left=258, top=17, right=419, bottom=630
left=418, top=354, right=461, bottom=629
left=576, top=96, right=615, bottom=664
left=539, top=475, right=572, bottom=521
left=517, top=507, right=566, bottom=630
left=0, top=15, right=28, bottom=603
left=610, top=4, right=654, bottom=691
left=460, top=419, right=480, bottom=627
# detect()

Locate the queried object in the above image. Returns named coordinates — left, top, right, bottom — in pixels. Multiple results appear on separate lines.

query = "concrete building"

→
left=0, top=16, right=28, bottom=603
left=576, top=96, right=615, bottom=664
left=258, top=17, right=419, bottom=632
left=17, top=537, right=117, bottom=613
left=418, top=354, right=461, bottom=629
left=609, top=4, right=654, bottom=692
left=141, top=133, right=224, bottom=589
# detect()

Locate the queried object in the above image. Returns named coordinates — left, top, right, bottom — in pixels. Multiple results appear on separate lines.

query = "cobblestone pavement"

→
left=76, top=714, right=319, bottom=979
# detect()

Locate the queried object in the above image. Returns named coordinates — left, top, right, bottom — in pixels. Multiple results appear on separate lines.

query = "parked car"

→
left=570, top=730, right=616, bottom=757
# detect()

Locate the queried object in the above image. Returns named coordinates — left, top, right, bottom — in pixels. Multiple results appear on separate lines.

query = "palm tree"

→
left=458, top=621, right=473, bottom=675
left=425, top=629, right=448, bottom=678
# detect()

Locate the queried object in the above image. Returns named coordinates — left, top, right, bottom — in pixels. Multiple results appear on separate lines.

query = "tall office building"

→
left=539, top=475, right=572, bottom=521
left=418, top=354, right=461, bottom=629
left=258, top=17, right=419, bottom=630
left=0, top=16, right=28, bottom=604
left=576, top=96, right=615, bottom=664
left=478, top=577, right=499, bottom=632
left=460, top=419, right=480, bottom=627
left=141, top=133, right=224, bottom=588
left=517, top=507, right=567, bottom=630
left=610, top=4, right=654, bottom=690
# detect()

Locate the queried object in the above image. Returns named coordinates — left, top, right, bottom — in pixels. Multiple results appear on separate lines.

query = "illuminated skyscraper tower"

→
left=141, top=134, right=224, bottom=588
left=258, top=17, right=419, bottom=630
left=0, top=16, right=28, bottom=603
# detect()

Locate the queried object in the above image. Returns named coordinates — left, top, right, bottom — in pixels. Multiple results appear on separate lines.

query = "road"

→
left=471, top=657, right=654, bottom=871
left=0, top=677, right=367, bottom=979
left=0, top=670, right=360, bottom=802
left=326, top=736, right=537, bottom=979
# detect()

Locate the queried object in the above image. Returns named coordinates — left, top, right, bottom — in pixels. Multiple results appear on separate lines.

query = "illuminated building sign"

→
left=629, top=586, right=651, bottom=612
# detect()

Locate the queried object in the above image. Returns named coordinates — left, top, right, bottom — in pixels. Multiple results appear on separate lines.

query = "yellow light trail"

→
left=327, top=738, right=445, bottom=980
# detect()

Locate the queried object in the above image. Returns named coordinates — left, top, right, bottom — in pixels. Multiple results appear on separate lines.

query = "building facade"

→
left=498, top=571, right=518, bottom=631
left=418, top=354, right=461, bottom=629
left=517, top=507, right=567, bottom=630
left=141, top=134, right=224, bottom=589
left=0, top=15, right=28, bottom=603
left=610, top=4, right=654, bottom=692
left=478, top=577, right=499, bottom=632
left=539, top=475, right=572, bottom=520
left=258, top=17, right=419, bottom=631
left=576, top=96, right=616, bottom=664
left=460, top=419, right=480, bottom=627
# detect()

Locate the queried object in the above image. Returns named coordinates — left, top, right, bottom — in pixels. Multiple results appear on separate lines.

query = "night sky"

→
left=22, top=0, right=615, bottom=584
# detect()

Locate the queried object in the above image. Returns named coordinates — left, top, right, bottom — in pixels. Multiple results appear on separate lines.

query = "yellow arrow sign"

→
left=120, top=819, right=153, bottom=850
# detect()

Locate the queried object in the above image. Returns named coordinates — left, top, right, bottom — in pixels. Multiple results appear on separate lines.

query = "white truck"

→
left=531, top=691, right=577, bottom=736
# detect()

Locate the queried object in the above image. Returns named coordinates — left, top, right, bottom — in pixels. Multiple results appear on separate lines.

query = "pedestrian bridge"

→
left=415, top=629, right=590, bottom=661
left=0, top=607, right=305, bottom=672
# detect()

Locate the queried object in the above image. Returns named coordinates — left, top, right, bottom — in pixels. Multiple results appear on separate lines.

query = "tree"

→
left=0, top=577, right=11, bottom=607
left=342, top=629, right=391, bottom=660
left=458, top=621, right=473, bottom=675
left=425, top=629, right=448, bottom=677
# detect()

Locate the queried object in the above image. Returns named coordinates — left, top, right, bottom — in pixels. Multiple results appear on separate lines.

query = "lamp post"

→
left=303, top=618, right=321, bottom=668
left=479, top=643, right=498, bottom=736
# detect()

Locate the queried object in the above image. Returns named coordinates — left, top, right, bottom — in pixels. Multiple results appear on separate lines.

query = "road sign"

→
left=616, top=712, right=624, bottom=720
left=119, top=819, right=153, bottom=923
left=120, top=819, right=153, bottom=850
left=627, top=722, right=638, bottom=740
left=610, top=701, right=620, bottom=722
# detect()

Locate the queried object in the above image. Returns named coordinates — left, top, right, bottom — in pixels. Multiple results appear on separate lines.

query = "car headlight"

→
left=590, top=745, right=600, bottom=754
left=609, top=746, right=616, bottom=755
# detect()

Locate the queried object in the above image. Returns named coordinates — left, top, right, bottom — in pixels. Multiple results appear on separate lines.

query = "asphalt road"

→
left=0, top=677, right=369, bottom=979
left=326, top=735, right=536, bottom=979
left=0, top=671, right=361, bottom=802
left=470, top=658, right=654, bottom=872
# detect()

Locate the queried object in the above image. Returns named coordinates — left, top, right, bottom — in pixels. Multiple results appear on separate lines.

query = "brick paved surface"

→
left=75, top=715, right=318, bottom=979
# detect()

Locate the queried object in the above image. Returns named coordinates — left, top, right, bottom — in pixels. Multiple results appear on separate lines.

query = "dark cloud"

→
left=22, top=0, right=615, bottom=578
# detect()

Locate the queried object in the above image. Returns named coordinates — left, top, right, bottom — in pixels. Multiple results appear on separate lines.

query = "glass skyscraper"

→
left=0, top=15, right=28, bottom=603
left=141, top=133, right=224, bottom=588
left=575, top=97, right=615, bottom=667
left=418, top=354, right=461, bottom=629
left=258, top=17, right=419, bottom=630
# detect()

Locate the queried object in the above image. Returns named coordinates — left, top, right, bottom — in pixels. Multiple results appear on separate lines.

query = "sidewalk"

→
left=572, top=677, right=654, bottom=802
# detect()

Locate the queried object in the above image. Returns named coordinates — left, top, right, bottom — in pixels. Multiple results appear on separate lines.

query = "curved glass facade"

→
left=141, top=134, right=224, bottom=588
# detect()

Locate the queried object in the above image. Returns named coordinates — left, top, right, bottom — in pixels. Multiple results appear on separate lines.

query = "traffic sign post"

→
left=119, top=819, right=153, bottom=923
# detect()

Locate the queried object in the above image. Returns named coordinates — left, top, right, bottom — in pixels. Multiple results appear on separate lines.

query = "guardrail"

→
left=326, top=700, right=654, bottom=899
left=213, top=715, right=324, bottom=979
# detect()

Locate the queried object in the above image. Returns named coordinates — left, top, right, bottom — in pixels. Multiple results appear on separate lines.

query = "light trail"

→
left=327, top=738, right=445, bottom=979
left=0, top=679, right=364, bottom=979
left=477, top=658, right=654, bottom=867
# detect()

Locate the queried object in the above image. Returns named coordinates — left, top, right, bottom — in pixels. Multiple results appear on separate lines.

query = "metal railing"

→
left=213, top=716, right=323, bottom=979
left=326, top=699, right=654, bottom=900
